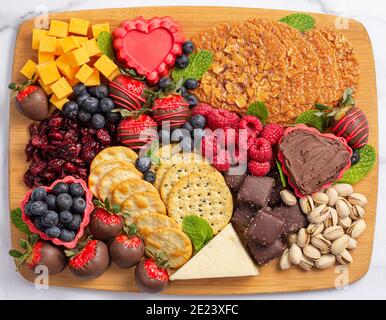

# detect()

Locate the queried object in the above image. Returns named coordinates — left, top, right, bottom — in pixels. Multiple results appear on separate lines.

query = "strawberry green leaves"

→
left=182, top=215, right=213, bottom=251
left=295, top=110, right=327, bottom=132
left=10, top=208, right=31, bottom=235
left=97, top=31, right=115, bottom=60
left=172, top=50, right=213, bottom=82
left=280, top=13, right=316, bottom=33
left=247, top=101, right=269, bottom=124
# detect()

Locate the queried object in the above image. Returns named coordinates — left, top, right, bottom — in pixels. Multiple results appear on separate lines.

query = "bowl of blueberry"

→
left=21, top=176, right=94, bottom=248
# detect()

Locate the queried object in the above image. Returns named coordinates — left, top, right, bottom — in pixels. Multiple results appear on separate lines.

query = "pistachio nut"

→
left=299, top=195, right=314, bottom=215
left=280, top=189, right=297, bottom=207
left=308, top=204, right=330, bottom=224
left=287, top=233, right=298, bottom=246
left=350, top=205, right=365, bottom=221
left=336, top=249, right=353, bottom=266
left=320, top=249, right=331, bottom=255
left=347, top=219, right=366, bottom=239
left=298, top=256, right=314, bottom=271
left=333, top=183, right=354, bottom=197
left=312, top=192, right=329, bottom=205
left=338, top=216, right=352, bottom=229
left=335, top=198, right=351, bottom=219
left=326, top=187, right=338, bottom=206
left=323, top=226, right=344, bottom=241
left=306, top=223, right=324, bottom=236
left=297, top=228, right=310, bottom=248
left=279, top=249, right=292, bottom=270
left=330, top=234, right=350, bottom=255
left=347, top=237, right=358, bottom=250
left=311, top=234, right=331, bottom=252
left=348, top=193, right=368, bottom=207
left=289, top=243, right=303, bottom=265
left=324, top=207, right=338, bottom=228
left=303, top=244, right=321, bottom=261
left=315, top=254, right=336, bottom=269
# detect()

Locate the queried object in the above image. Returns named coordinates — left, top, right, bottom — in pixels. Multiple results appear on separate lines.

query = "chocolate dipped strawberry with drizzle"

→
left=89, top=198, right=124, bottom=241
left=152, top=94, right=189, bottom=130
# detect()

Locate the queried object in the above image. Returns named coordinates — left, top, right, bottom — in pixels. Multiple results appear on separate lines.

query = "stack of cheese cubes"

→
left=20, top=18, right=121, bottom=109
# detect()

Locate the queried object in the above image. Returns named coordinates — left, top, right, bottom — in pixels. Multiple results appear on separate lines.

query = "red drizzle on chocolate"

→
left=152, top=95, right=189, bottom=130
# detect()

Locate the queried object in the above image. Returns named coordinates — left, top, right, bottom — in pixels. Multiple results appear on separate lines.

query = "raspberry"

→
left=207, top=109, right=240, bottom=130
left=215, top=127, right=237, bottom=149
left=213, top=149, right=231, bottom=172
left=248, top=137, right=273, bottom=162
left=200, top=134, right=218, bottom=160
left=261, top=123, right=284, bottom=145
left=248, top=161, right=270, bottom=177
left=237, top=130, right=255, bottom=150
left=238, top=115, right=263, bottom=138
left=191, top=103, right=214, bottom=117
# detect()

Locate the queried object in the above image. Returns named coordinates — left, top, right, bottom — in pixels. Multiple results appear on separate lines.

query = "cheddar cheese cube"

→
left=66, top=77, right=80, bottom=87
left=85, top=68, right=100, bottom=86
left=39, top=36, right=56, bottom=53
left=48, top=20, right=69, bottom=38
left=92, top=23, right=110, bottom=38
left=20, top=59, right=37, bottom=80
left=75, top=64, right=94, bottom=83
left=94, top=54, right=118, bottom=78
left=50, top=77, right=73, bottom=99
left=66, top=47, right=90, bottom=67
left=38, top=51, right=55, bottom=64
left=55, top=54, right=79, bottom=80
left=74, top=36, right=88, bottom=46
left=38, top=78, right=53, bottom=95
left=55, top=39, right=65, bottom=56
left=50, top=94, right=69, bottom=110
left=69, top=18, right=90, bottom=35
left=32, top=29, right=49, bottom=50
left=61, top=36, right=80, bottom=53
left=107, top=68, right=121, bottom=81
left=82, top=38, right=101, bottom=57
left=36, top=60, right=61, bottom=85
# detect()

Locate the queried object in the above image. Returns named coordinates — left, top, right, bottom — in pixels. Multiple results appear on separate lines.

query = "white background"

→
left=0, top=0, right=385, bottom=300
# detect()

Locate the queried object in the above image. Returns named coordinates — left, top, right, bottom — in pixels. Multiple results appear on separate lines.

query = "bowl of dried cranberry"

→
left=21, top=176, right=94, bottom=248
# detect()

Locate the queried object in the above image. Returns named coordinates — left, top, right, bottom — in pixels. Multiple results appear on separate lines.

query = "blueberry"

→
left=81, top=96, right=99, bottom=113
left=135, top=156, right=152, bottom=173
left=89, top=85, right=109, bottom=99
left=31, top=187, right=46, bottom=201
left=76, top=93, right=90, bottom=106
left=182, top=121, right=193, bottom=133
left=180, top=136, right=192, bottom=152
left=34, top=217, right=46, bottom=231
left=56, top=193, right=73, bottom=211
left=185, top=94, right=198, bottom=107
left=190, top=114, right=206, bottom=129
left=60, top=229, right=76, bottom=242
left=171, top=128, right=190, bottom=143
left=143, top=171, right=156, bottom=184
left=45, top=194, right=56, bottom=210
left=24, top=201, right=34, bottom=216
left=71, top=197, right=87, bottom=214
left=91, top=113, right=106, bottom=129
left=66, top=214, right=82, bottom=230
left=99, top=97, right=115, bottom=112
left=175, top=55, right=189, bottom=68
left=45, top=226, right=61, bottom=238
left=77, top=109, right=92, bottom=123
left=30, top=201, right=48, bottom=216
left=105, top=111, right=121, bottom=123
left=69, top=183, right=84, bottom=197
left=159, top=129, right=171, bottom=144
left=59, top=210, right=73, bottom=224
left=56, top=221, right=64, bottom=228
left=351, top=150, right=360, bottom=165
left=177, top=86, right=189, bottom=98
left=62, top=101, right=79, bottom=118
left=184, top=79, right=198, bottom=90
left=52, top=182, right=69, bottom=195
left=41, top=210, right=59, bottom=227
left=158, top=77, right=173, bottom=90
left=73, top=83, right=87, bottom=98
left=182, top=40, right=195, bottom=54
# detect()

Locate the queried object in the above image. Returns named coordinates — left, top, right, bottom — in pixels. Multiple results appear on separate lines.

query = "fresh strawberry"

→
left=67, top=239, right=109, bottom=279
left=9, top=238, right=67, bottom=275
left=134, top=253, right=169, bottom=293
left=117, top=114, right=158, bottom=150
left=109, top=75, right=147, bottom=111
left=152, top=95, right=189, bottom=130
left=248, top=137, right=273, bottom=162
left=261, top=123, right=284, bottom=145
left=89, top=198, right=124, bottom=240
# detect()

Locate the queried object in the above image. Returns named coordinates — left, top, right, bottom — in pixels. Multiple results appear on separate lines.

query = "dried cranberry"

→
left=64, top=162, right=77, bottom=172
left=30, top=161, right=47, bottom=176
left=96, top=129, right=111, bottom=145
left=73, top=158, right=85, bottom=167
left=43, top=171, right=55, bottom=181
left=82, top=140, right=97, bottom=152
left=77, top=168, right=88, bottom=178
left=29, top=123, right=39, bottom=136
left=81, top=149, right=96, bottom=162
left=64, top=129, right=78, bottom=141
left=48, top=116, right=64, bottom=128
left=48, top=132, right=63, bottom=140
left=47, top=159, right=65, bottom=172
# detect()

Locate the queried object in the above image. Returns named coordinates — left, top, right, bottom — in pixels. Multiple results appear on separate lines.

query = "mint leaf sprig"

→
left=247, top=101, right=269, bottom=124
left=182, top=215, right=213, bottom=252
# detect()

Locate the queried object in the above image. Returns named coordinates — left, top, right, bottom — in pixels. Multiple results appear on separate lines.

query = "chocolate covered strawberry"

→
left=9, top=82, right=49, bottom=121
left=152, top=95, right=189, bottom=130
left=89, top=199, right=124, bottom=240
left=109, top=75, right=147, bottom=111
left=67, top=238, right=109, bottom=279
left=134, top=252, right=169, bottom=293
left=9, top=237, right=67, bottom=274
left=109, top=225, right=144, bottom=268
left=117, top=114, right=158, bottom=150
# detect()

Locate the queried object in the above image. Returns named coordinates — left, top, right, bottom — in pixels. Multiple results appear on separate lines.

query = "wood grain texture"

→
left=9, top=6, right=378, bottom=295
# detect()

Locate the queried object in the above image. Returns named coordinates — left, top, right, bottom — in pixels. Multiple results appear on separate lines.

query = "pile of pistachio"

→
left=279, top=184, right=367, bottom=271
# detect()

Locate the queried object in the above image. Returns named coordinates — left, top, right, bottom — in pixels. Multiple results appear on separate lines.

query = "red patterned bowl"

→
left=21, top=176, right=94, bottom=249
left=278, top=125, right=353, bottom=197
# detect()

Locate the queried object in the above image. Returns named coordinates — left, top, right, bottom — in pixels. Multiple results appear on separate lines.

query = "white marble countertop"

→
left=0, top=0, right=384, bottom=300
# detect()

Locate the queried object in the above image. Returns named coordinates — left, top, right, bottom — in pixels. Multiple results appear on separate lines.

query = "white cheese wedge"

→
left=170, top=224, right=258, bottom=280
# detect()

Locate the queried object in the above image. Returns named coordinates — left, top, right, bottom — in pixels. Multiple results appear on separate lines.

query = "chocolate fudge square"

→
left=271, top=204, right=308, bottom=236
left=247, top=238, right=287, bottom=265
left=224, top=172, right=247, bottom=192
left=231, top=205, right=258, bottom=236
left=245, top=207, right=284, bottom=246
left=237, top=176, right=275, bottom=208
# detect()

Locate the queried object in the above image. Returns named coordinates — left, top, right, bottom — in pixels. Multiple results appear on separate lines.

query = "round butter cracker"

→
left=112, top=178, right=159, bottom=206
left=91, top=146, right=138, bottom=170
left=136, top=213, right=179, bottom=237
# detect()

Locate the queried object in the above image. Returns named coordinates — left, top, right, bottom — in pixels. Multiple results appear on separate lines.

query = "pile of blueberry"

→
left=157, top=40, right=199, bottom=108
left=24, top=182, right=87, bottom=242
left=61, top=83, right=121, bottom=129
left=134, top=157, right=156, bottom=184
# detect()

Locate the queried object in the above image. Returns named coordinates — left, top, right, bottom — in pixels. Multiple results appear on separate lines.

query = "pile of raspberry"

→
left=192, top=104, right=284, bottom=177
left=24, top=111, right=116, bottom=188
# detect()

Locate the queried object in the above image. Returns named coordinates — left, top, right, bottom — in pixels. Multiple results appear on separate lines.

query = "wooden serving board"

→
left=9, top=6, right=378, bottom=295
